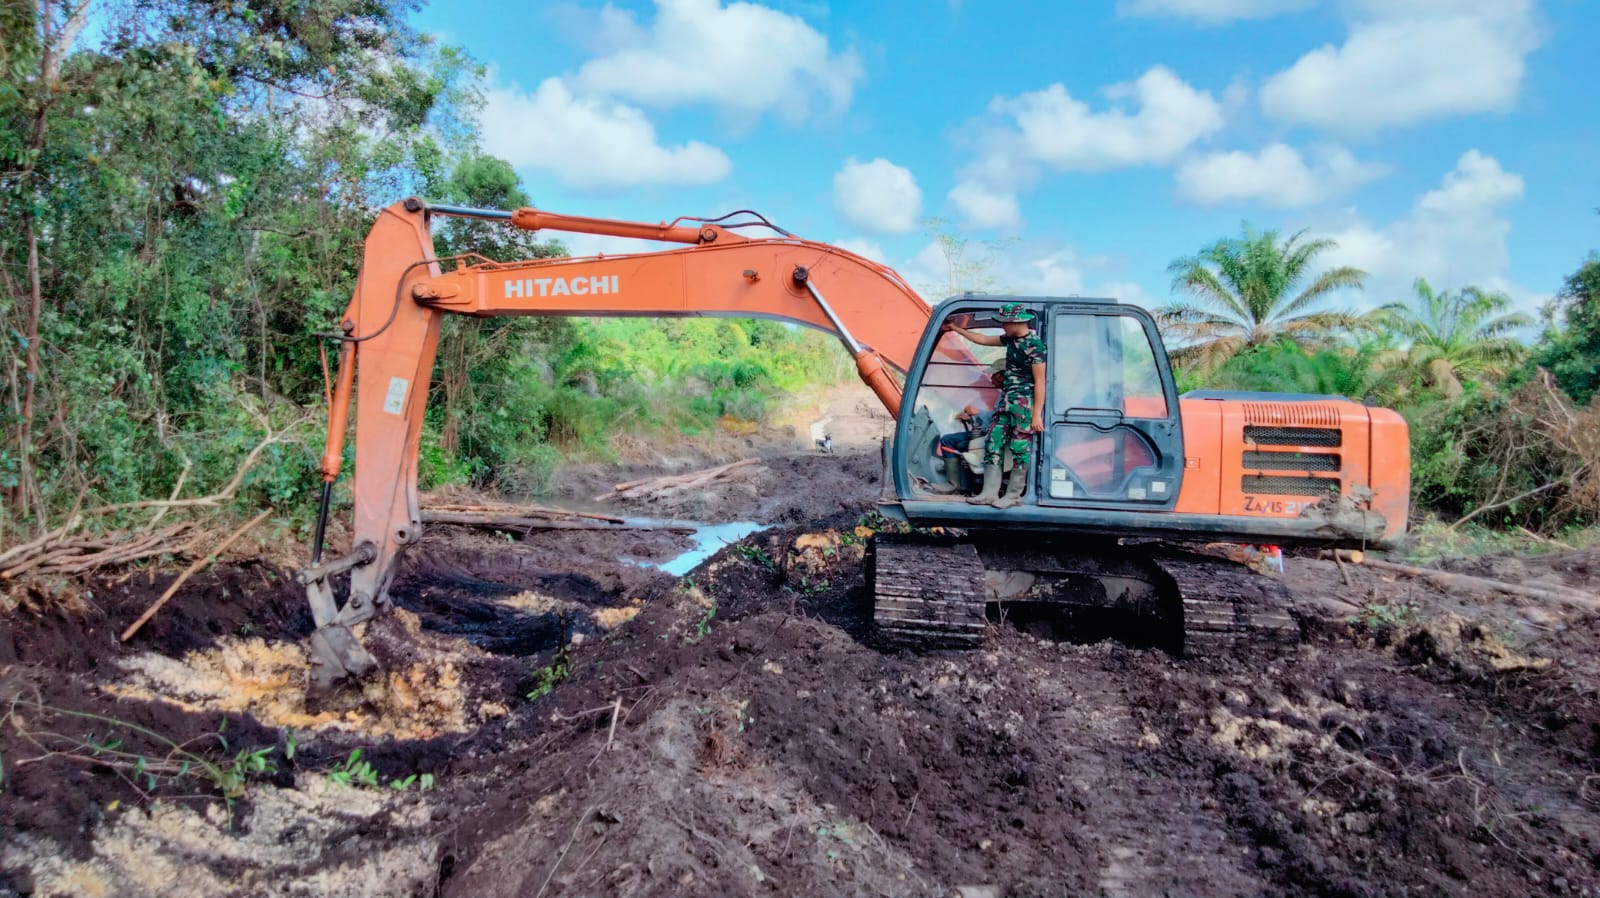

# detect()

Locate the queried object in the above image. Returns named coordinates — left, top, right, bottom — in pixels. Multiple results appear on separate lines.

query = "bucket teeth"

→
left=308, top=625, right=379, bottom=691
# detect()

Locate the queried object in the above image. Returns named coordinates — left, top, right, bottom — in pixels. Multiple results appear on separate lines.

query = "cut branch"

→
left=419, top=511, right=691, bottom=534
left=597, top=459, right=759, bottom=503
left=119, top=510, right=272, bottom=642
left=1333, top=550, right=1600, bottom=610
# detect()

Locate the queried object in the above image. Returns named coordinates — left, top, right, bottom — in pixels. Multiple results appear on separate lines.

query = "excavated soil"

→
left=4, top=447, right=1600, bottom=897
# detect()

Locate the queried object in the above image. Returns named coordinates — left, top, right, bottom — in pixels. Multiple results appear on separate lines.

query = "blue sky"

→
left=415, top=0, right=1599, bottom=320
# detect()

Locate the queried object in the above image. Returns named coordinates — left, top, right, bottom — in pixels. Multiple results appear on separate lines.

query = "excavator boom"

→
left=303, top=199, right=936, bottom=684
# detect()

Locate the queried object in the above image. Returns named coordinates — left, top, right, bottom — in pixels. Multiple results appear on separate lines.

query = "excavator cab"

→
left=891, top=296, right=1185, bottom=518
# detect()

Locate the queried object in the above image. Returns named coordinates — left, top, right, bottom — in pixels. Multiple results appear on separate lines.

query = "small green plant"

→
left=734, top=543, right=775, bottom=569
left=1, top=696, right=278, bottom=811
left=527, top=632, right=573, bottom=700
left=527, top=613, right=576, bottom=700
left=797, top=576, right=831, bottom=596
left=1348, top=600, right=1419, bottom=631
left=815, top=820, right=856, bottom=859
left=327, top=748, right=435, bottom=791
left=329, top=748, right=381, bottom=788
left=688, top=605, right=717, bottom=643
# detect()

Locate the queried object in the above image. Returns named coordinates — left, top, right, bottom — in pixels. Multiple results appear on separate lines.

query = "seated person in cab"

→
left=928, top=360, right=1005, bottom=494
left=942, top=303, right=1047, bottom=508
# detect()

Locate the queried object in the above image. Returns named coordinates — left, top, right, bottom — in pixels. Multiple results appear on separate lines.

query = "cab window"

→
left=1051, top=314, right=1168, bottom=419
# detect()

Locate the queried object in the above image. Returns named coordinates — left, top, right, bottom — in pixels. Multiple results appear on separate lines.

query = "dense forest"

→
left=2, top=0, right=1596, bottom=543
left=0, top=0, right=847, bottom=539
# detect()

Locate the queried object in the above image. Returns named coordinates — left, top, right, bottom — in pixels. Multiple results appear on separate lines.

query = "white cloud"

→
left=947, top=180, right=1022, bottom=231
left=950, top=67, right=1223, bottom=229
left=1117, top=0, right=1315, bottom=24
left=901, top=238, right=1151, bottom=308
left=987, top=68, right=1225, bottom=172
left=1175, top=143, right=1387, bottom=208
left=1319, top=150, right=1531, bottom=311
left=832, top=158, right=922, bottom=235
left=833, top=238, right=887, bottom=264
left=1260, top=1, right=1541, bottom=134
left=480, top=78, right=732, bottom=190
left=573, top=0, right=863, bottom=123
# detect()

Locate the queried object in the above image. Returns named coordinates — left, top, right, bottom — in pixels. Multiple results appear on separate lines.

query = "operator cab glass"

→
left=899, top=310, right=1012, bottom=497
left=1042, top=306, right=1182, bottom=509
left=898, top=298, right=1183, bottom=511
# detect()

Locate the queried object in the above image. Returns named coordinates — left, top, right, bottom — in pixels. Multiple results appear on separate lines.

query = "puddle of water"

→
left=624, top=519, right=769, bottom=577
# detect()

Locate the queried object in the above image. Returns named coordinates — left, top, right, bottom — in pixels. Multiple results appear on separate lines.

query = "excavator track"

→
left=869, top=534, right=988, bottom=648
left=869, top=534, right=1302, bottom=656
left=1152, top=550, right=1302, bottom=657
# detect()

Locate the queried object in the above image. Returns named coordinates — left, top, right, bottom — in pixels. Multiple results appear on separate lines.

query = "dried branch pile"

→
left=2, top=419, right=304, bottom=584
left=1443, top=371, right=1600, bottom=533
left=0, top=522, right=198, bottom=580
left=595, top=458, right=759, bottom=503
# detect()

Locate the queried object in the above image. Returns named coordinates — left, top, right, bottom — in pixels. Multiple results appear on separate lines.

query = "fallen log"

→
left=420, top=511, right=694, bottom=534
left=1325, top=549, right=1600, bottom=610
left=597, top=458, right=758, bottom=503
left=422, top=503, right=624, bottom=525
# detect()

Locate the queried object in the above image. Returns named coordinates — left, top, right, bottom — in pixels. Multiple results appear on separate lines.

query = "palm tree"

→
left=1374, top=278, right=1531, bottom=397
left=1160, top=225, right=1368, bottom=373
left=1210, top=337, right=1404, bottom=405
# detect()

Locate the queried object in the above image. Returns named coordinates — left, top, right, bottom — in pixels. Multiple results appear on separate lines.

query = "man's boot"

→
left=966, top=463, right=1002, bottom=505
left=993, top=470, right=1028, bottom=508
left=925, top=454, right=965, bottom=494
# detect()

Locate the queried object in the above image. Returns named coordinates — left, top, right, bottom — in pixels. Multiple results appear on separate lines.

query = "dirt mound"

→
left=7, top=450, right=1600, bottom=897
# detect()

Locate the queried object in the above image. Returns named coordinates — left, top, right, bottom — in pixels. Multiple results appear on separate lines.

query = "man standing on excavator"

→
left=943, top=303, right=1048, bottom=507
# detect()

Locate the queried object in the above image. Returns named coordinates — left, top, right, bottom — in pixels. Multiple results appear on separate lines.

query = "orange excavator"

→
left=299, top=198, right=1410, bottom=686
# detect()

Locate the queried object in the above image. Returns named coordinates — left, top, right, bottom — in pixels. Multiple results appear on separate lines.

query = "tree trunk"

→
left=16, top=216, right=41, bottom=521
left=439, top=319, right=476, bottom=455
left=8, top=1, right=90, bottom=523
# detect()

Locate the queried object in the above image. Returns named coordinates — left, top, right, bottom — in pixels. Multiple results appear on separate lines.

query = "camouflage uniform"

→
left=984, top=331, right=1047, bottom=470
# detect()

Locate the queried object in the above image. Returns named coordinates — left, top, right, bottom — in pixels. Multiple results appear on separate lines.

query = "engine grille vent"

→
left=1242, top=402, right=1343, bottom=427
left=1242, top=475, right=1342, bottom=497
left=1244, top=425, right=1342, bottom=448
left=1242, top=450, right=1340, bottom=472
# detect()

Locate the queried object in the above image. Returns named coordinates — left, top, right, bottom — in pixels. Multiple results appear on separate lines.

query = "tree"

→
left=1160, top=224, right=1367, bottom=373
left=917, top=217, right=1014, bottom=298
left=1536, top=253, right=1600, bottom=405
left=428, top=153, right=568, bottom=458
left=1208, top=337, right=1403, bottom=406
left=1374, top=278, right=1530, bottom=398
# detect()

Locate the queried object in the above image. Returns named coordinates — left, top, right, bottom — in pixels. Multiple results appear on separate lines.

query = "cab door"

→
left=1039, top=303, right=1184, bottom=510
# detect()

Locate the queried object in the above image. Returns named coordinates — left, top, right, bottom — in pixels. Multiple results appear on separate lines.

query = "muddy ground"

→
left=3, top=441, right=1600, bottom=897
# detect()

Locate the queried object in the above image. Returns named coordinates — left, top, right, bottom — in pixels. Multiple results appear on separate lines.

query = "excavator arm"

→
left=301, top=198, right=934, bottom=685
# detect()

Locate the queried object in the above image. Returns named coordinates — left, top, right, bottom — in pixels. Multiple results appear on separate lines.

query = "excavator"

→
left=298, top=198, right=1411, bottom=686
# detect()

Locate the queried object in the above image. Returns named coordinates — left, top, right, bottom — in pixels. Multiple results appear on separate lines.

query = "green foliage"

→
left=1534, top=253, right=1600, bottom=406
left=690, top=604, right=717, bottom=642
left=1206, top=337, right=1403, bottom=405
left=1, top=697, right=279, bottom=811
left=1161, top=224, right=1368, bottom=374
left=1404, top=378, right=1599, bottom=533
left=328, top=748, right=435, bottom=791
left=1348, top=600, right=1419, bottom=633
left=0, top=3, right=851, bottom=529
left=527, top=636, right=573, bottom=700
left=1374, top=278, right=1530, bottom=396
left=735, top=542, right=775, bottom=569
